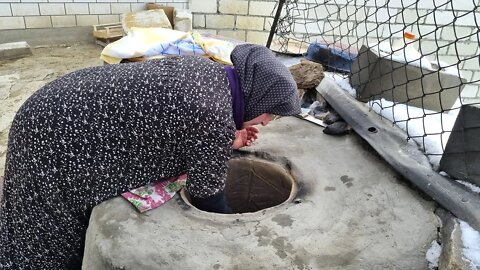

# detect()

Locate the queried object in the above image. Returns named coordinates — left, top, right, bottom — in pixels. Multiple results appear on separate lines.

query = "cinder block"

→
left=0, top=17, right=25, bottom=30
left=219, top=0, right=248, bottom=15
left=193, top=14, right=205, bottom=28
left=25, top=16, right=52, bottom=28
left=307, top=5, right=338, bottom=20
left=396, top=8, right=426, bottom=24
left=76, top=15, right=98, bottom=26
left=455, top=11, right=479, bottom=27
left=189, top=0, right=216, bottom=13
left=236, top=16, right=264, bottom=30
left=0, top=41, right=32, bottom=60
left=111, top=3, right=131, bottom=14
left=218, top=30, right=245, bottom=41
left=249, top=1, right=276, bottom=16
left=0, top=4, right=12, bottom=16
left=98, top=15, right=119, bottom=24
left=448, top=41, right=479, bottom=56
left=51, top=15, right=76, bottom=27
left=441, top=26, right=472, bottom=41
left=440, top=104, right=480, bottom=186
left=205, top=15, right=234, bottom=29
left=11, top=3, right=39, bottom=16
left=39, top=3, right=65, bottom=15
left=246, top=31, right=269, bottom=45
left=89, top=3, right=110, bottom=15
left=65, top=3, right=89, bottom=15
left=425, top=10, right=455, bottom=25
left=130, top=4, right=145, bottom=12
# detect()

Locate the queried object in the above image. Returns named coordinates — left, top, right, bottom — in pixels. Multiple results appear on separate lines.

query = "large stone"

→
left=83, top=117, right=438, bottom=269
left=0, top=41, right=32, bottom=60
left=289, top=59, right=325, bottom=89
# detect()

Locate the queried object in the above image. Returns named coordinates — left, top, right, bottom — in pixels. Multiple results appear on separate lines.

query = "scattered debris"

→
left=323, top=121, right=352, bottom=136
left=92, top=23, right=124, bottom=47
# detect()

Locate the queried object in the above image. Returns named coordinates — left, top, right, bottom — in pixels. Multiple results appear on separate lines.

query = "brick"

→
left=396, top=8, right=426, bottom=24
left=0, top=17, right=25, bottom=29
left=0, top=42, right=32, bottom=60
left=449, top=42, right=479, bottom=56
left=196, top=29, right=217, bottom=35
left=219, top=0, right=248, bottom=15
left=425, top=10, right=455, bottom=25
left=418, top=40, right=449, bottom=55
left=460, top=85, right=479, bottom=98
left=25, top=16, right=52, bottom=28
left=264, top=17, right=273, bottom=31
left=447, top=0, right=477, bottom=11
left=249, top=1, right=276, bottom=16
left=0, top=4, right=12, bottom=16
left=11, top=3, right=39, bottom=16
left=366, top=7, right=397, bottom=23
left=193, top=14, right=205, bottom=28
left=416, top=0, right=449, bottom=9
left=386, top=0, right=415, bottom=8
left=189, top=0, right=216, bottom=13
left=205, top=14, right=234, bottom=29
left=471, top=71, right=480, bottom=83
left=51, top=15, right=75, bottom=27
left=49, top=0, right=72, bottom=2
left=72, top=0, right=95, bottom=3
left=463, top=56, right=480, bottom=70
left=111, top=3, right=131, bottom=14
left=130, top=4, right=144, bottom=12
left=218, top=30, right=246, bottom=41
left=293, top=20, right=323, bottom=34
left=382, top=23, right=410, bottom=38
left=246, top=31, right=269, bottom=45
left=98, top=14, right=119, bottom=24
left=76, top=15, right=98, bottom=26
left=460, top=70, right=473, bottom=81
left=339, top=5, right=366, bottom=22
left=89, top=3, right=110, bottom=15
left=441, top=26, right=473, bottom=41
left=236, top=16, right=263, bottom=30
left=455, top=12, right=479, bottom=27
left=65, top=3, right=88, bottom=15
left=307, top=5, right=338, bottom=20
left=39, top=3, right=64, bottom=15
left=323, top=20, right=353, bottom=36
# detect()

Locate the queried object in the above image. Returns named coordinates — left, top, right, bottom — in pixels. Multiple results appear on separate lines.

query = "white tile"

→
left=25, top=15, right=52, bottom=28
left=39, top=3, right=65, bottom=15
left=0, top=17, right=25, bottom=29
left=89, top=3, right=110, bottom=14
left=11, top=3, right=39, bottom=15
left=0, top=4, right=12, bottom=16
left=51, top=15, right=76, bottom=27
left=65, top=3, right=88, bottom=14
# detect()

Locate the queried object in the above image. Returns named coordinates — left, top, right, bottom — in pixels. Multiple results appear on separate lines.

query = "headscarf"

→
left=231, top=44, right=301, bottom=121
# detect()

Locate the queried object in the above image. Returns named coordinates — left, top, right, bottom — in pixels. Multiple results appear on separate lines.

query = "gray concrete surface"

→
left=0, top=27, right=94, bottom=46
left=83, top=116, right=439, bottom=270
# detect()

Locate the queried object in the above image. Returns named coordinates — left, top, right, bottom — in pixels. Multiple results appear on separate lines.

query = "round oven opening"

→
left=181, top=158, right=296, bottom=214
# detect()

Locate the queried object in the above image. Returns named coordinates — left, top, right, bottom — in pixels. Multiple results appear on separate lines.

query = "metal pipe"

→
left=266, top=0, right=286, bottom=48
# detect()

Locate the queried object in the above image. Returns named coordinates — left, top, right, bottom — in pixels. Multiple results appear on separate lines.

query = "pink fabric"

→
left=121, top=174, right=187, bottom=213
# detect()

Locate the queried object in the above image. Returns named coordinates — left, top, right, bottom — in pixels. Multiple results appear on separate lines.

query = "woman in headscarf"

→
left=0, top=44, right=300, bottom=269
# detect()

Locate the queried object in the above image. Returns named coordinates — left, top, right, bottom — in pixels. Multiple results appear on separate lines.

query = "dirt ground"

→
left=0, top=44, right=103, bottom=178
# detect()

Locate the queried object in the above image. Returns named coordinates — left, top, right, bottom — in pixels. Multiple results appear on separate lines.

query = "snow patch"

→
left=460, top=220, right=480, bottom=270
left=324, top=72, right=357, bottom=97
left=426, top=240, right=442, bottom=270
left=456, top=180, right=480, bottom=194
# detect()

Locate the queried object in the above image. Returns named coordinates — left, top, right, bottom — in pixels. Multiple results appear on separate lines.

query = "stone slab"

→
left=0, top=41, right=32, bottom=60
left=83, top=116, right=438, bottom=269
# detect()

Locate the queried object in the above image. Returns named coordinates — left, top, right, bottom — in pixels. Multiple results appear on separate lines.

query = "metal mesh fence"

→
left=267, top=0, right=480, bottom=168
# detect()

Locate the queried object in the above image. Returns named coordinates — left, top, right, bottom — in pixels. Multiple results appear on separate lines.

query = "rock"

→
left=289, top=59, right=324, bottom=89
left=323, top=121, right=352, bottom=136
left=0, top=42, right=32, bottom=61
left=323, top=112, right=342, bottom=125
left=436, top=208, right=473, bottom=270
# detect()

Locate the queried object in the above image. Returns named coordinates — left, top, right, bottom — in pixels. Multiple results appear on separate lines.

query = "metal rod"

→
left=266, top=0, right=286, bottom=48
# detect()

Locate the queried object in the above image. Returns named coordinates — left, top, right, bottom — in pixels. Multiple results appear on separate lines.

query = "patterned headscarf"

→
left=231, top=44, right=301, bottom=121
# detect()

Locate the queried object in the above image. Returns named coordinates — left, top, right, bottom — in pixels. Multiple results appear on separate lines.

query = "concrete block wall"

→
left=0, top=0, right=188, bottom=29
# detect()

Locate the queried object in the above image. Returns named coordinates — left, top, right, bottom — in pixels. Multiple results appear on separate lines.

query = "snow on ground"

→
left=367, top=98, right=456, bottom=169
left=324, top=72, right=357, bottom=97
left=460, top=220, right=480, bottom=270
left=426, top=240, right=441, bottom=270
left=456, top=180, right=480, bottom=194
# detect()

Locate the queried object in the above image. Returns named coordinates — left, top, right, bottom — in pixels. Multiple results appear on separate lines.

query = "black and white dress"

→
left=0, top=56, right=235, bottom=269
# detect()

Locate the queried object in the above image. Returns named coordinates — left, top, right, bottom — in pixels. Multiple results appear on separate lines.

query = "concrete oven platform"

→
left=83, top=116, right=438, bottom=270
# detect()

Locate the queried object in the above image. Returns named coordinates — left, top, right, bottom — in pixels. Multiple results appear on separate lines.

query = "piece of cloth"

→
left=100, top=28, right=235, bottom=65
left=224, top=65, right=244, bottom=130
left=122, top=174, right=187, bottom=213
left=0, top=56, right=235, bottom=269
left=231, top=44, right=302, bottom=121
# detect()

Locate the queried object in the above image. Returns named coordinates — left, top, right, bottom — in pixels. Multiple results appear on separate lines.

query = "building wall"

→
left=0, top=0, right=478, bottom=101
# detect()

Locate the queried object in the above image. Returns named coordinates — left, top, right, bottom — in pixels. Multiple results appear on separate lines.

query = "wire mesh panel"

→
left=268, top=0, right=480, bottom=170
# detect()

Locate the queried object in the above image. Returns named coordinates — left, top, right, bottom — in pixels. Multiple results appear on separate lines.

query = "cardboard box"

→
left=350, top=45, right=466, bottom=112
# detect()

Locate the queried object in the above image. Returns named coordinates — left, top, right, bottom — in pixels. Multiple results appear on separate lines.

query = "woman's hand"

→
left=232, top=126, right=259, bottom=150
